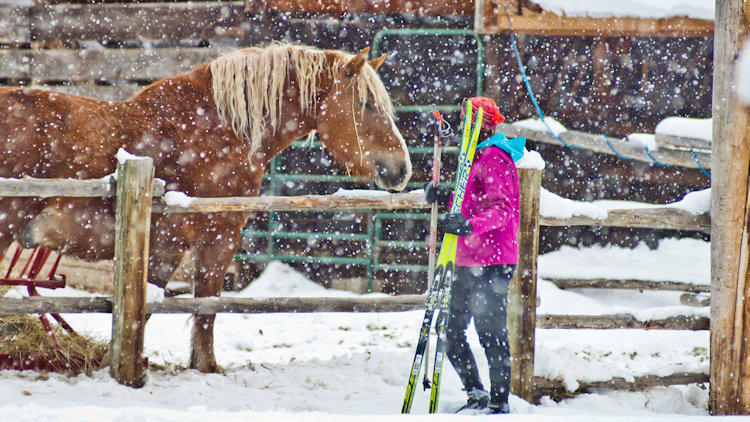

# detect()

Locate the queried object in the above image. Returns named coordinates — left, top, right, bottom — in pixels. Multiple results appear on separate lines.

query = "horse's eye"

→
left=359, top=101, right=373, bottom=111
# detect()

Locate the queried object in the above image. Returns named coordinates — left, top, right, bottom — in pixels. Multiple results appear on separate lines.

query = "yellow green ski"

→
left=401, top=100, right=484, bottom=414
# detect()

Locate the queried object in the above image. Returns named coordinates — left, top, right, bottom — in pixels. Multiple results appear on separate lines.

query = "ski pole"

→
left=423, top=108, right=444, bottom=390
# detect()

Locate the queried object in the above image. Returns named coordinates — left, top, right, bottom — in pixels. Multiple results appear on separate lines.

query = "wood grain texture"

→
left=537, top=314, right=709, bottom=330
left=0, top=295, right=426, bottom=314
left=710, top=0, right=750, bottom=415
left=534, top=372, right=708, bottom=402
left=28, top=48, right=219, bottom=82
left=508, top=168, right=542, bottom=402
left=31, top=2, right=245, bottom=42
left=110, top=159, right=154, bottom=388
left=655, top=133, right=711, bottom=151
left=483, top=1, right=713, bottom=37
left=497, top=123, right=712, bottom=170
left=548, top=278, right=710, bottom=293
left=0, top=177, right=165, bottom=198
left=0, top=5, right=29, bottom=44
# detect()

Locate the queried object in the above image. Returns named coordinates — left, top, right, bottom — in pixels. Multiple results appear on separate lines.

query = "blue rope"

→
left=691, top=149, right=711, bottom=178
left=505, top=10, right=581, bottom=150
left=644, top=145, right=668, bottom=166
left=603, top=134, right=628, bottom=160
left=503, top=8, right=710, bottom=179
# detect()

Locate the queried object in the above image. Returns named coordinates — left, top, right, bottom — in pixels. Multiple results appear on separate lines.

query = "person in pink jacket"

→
left=424, top=97, right=525, bottom=414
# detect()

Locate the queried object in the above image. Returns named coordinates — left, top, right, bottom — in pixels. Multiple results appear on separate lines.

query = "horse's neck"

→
left=250, top=75, right=325, bottom=168
left=130, top=65, right=318, bottom=170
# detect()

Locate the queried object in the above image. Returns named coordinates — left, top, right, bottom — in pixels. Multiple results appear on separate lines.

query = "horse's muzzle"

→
left=375, top=157, right=411, bottom=191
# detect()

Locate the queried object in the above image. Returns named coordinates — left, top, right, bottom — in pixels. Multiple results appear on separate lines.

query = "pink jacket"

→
left=451, top=146, right=520, bottom=267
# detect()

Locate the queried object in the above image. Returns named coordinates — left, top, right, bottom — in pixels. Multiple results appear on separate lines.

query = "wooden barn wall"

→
left=0, top=4, right=713, bottom=291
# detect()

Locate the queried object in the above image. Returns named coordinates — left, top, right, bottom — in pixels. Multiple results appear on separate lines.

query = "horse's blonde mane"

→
left=209, top=43, right=394, bottom=155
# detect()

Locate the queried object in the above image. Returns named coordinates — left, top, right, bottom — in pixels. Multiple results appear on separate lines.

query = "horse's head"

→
left=316, top=48, right=412, bottom=191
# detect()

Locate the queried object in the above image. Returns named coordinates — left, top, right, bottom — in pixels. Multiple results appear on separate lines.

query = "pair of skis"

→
left=401, top=101, right=484, bottom=414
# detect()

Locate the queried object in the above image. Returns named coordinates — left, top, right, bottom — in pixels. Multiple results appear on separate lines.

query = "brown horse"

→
left=0, top=43, right=411, bottom=372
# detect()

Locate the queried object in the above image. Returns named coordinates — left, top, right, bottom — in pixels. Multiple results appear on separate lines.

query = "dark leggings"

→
left=446, top=264, right=515, bottom=405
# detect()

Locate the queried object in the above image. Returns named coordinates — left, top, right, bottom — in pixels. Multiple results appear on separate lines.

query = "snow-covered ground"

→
left=1, top=236, right=736, bottom=421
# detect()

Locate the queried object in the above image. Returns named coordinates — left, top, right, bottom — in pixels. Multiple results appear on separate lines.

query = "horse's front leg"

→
left=189, top=220, right=244, bottom=373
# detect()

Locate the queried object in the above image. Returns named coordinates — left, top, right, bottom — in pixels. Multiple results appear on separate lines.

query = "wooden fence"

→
left=0, top=163, right=711, bottom=396
left=0, top=2, right=245, bottom=101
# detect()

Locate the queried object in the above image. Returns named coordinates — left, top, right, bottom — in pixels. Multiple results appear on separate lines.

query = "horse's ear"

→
left=345, top=47, right=370, bottom=77
left=368, top=53, right=387, bottom=72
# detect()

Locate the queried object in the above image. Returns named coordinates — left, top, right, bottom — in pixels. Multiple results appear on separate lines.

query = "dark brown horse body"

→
left=0, top=44, right=411, bottom=372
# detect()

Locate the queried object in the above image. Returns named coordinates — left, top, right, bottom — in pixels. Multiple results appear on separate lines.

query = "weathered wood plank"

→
left=0, top=295, right=427, bottom=314
left=33, top=84, right=143, bottom=102
left=0, top=5, right=30, bottom=44
left=147, top=295, right=427, bottom=314
left=0, top=177, right=165, bottom=198
left=509, top=168, right=542, bottom=403
left=31, top=2, right=245, bottom=42
left=154, top=192, right=711, bottom=233
left=483, top=2, right=713, bottom=37
left=153, top=192, right=431, bottom=213
left=534, top=373, right=709, bottom=402
left=497, top=123, right=712, bottom=170
left=0, top=177, right=114, bottom=197
left=710, top=0, right=750, bottom=415
left=110, top=158, right=154, bottom=388
left=0, top=176, right=712, bottom=233
left=547, top=278, right=711, bottom=293
left=29, top=47, right=219, bottom=82
left=680, top=293, right=711, bottom=307
left=655, top=133, right=711, bottom=151
left=541, top=208, right=711, bottom=233
left=248, top=0, right=473, bottom=15
left=537, top=314, right=709, bottom=330
left=0, top=50, right=30, bottom=79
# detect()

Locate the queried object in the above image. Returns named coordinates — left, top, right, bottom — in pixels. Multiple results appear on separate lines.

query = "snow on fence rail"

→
left=0, top=166, right=711, bottom=395
left=497, top=122, right=712, bottom=170
left=0, top=178, right=710, bottom=231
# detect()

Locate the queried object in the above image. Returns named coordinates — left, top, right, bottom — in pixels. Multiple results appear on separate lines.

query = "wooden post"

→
left=110, top=157, right=154, bottom=388
left=474, top=0, right=486, bottom=33
left=508, top=168, right=542, bottom=403
left=710, top=0, right=750, bottom=414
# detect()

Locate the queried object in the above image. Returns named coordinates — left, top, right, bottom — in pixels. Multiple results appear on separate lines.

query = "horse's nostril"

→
left=399, top=162, right=408, bottom=177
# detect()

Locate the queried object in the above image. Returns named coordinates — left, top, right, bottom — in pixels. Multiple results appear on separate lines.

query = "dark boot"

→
left=455, top=388, right=489, bottom=413
left=488, top=401, right=510, bottom=414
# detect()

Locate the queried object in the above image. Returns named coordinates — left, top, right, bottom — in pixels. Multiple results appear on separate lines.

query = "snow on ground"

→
left=1, top=237, right=727, bottom=421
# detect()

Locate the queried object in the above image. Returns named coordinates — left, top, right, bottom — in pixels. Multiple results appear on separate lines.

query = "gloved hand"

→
left=423, top=181, right=452, bottom=206
left=443, top=213, right=472, bottom=237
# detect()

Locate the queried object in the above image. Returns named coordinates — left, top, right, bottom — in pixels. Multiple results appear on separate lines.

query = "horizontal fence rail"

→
left=497, top=123, right=712, bottom=170
left=547, top=278, right=711, bottom=293
left=0, top=178, right=711, bottom=231
left=541, top=208, right=711, bottom=233
left=0, top=48, right=220, bottom=82
left=537, top=314, right=709, bottom=330
left=0, top=295, right=426, bottom=314
left=0, top=296, right=708, bottom=330
left=534, top=372, right=709, bottom=401
left=0, top=177, right=165, bottom=198
left=0, top=2, right=246, bottom=44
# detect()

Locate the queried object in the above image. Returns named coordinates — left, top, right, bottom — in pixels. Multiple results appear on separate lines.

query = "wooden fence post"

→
left=508, top=168, right=542, bottom=403
left=110, top=157, right=154, bottom=388
left=710, top=0, right=750, bottom=414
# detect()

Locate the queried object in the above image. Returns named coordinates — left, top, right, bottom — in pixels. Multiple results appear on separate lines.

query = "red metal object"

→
left=0, top=247, right=66, bottom=289
left=0, top=247, right=89, bottom=371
